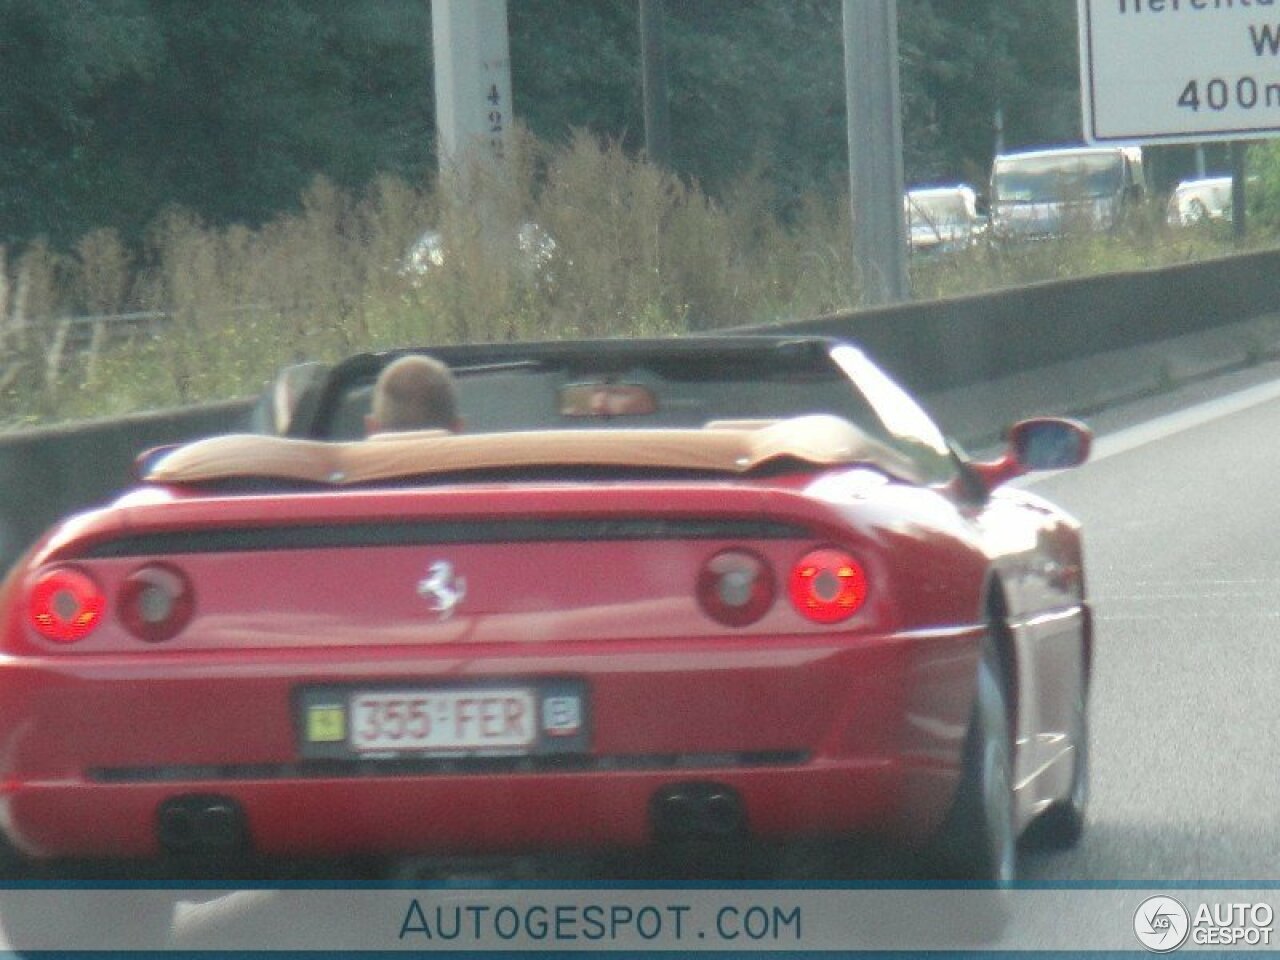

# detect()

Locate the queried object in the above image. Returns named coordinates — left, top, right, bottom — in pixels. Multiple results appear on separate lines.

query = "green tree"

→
left=898, top=0, right=1080, bottom=188
left=0, top=0, right=1085, bottom=249
left=512, top=0, right=849, bottom=216
left=1, top=1, right=433, bottom=247
left=103, top=1, right=432, bottom=233
left=1245, top=141, right=1280, bottom=231
left=509, top=0, right=642, bottom=149
left=0, top=0, right=162, bottom=245
left=511, top=0, right=1081, bottom=208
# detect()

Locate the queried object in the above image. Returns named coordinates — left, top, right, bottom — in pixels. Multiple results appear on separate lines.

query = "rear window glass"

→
left=322, top=348, right=957, bottom=485
left=330, top=363, right=881, bottom=438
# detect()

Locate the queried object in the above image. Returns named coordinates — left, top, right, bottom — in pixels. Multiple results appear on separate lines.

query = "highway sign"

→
left=1080, top=0, right=1280, bottom=144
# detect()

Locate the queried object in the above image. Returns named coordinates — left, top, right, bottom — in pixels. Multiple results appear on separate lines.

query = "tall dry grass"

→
left=0, top=130, right=1256, bottom=430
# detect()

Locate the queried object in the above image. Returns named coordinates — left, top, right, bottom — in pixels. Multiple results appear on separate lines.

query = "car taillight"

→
left=118, top=564, right=194, bottom=643
left=28, top=567, right=106, bottom=643
left=788, top=547, right=868, bottom=624
left=696, top=549, right=775, bottom=627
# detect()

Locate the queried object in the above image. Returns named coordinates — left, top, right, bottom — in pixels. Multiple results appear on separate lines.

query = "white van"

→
left=1166, top=176, right=1233, bottom=226
left=989, top=145, right=1146, bottom=242
left=904, top=185, right=985, bottom=255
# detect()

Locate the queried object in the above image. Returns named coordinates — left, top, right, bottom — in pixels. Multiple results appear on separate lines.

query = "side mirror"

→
left=1009, top=417, right=1092, bottom=471
left=967, top=417, right=1092, bottom=491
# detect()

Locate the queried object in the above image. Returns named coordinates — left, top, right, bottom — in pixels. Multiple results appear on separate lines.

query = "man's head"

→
left=365, top=354, right=461, bottom=434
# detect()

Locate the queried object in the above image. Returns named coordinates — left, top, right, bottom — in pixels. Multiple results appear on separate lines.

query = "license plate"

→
left=297, top=681, right=588, bottom=760
left=349, top=688, right=537, bottom=753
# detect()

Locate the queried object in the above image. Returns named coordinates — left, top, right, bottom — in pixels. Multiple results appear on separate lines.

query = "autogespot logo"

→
left=1134, top=896, right=1191, bottom=953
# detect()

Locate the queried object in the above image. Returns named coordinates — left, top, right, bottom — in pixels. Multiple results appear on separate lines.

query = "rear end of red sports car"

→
left=0, top=475, right=983, bottom=861
left=0, top=337, right=1092, bottom=886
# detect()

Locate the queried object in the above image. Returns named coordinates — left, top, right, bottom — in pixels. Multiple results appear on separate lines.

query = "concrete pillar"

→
left=843, top=0, right=909, bottom=306
left=431, top=0, right=514, bottom=173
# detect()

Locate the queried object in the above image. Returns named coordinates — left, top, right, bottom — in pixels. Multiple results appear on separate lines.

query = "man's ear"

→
left=364, top=413, right=379, bottom=435
left=451, top=416, right=465, bottom=433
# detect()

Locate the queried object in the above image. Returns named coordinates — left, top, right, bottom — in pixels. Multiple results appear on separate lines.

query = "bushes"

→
left=0, top=131, right=1264, bottom=430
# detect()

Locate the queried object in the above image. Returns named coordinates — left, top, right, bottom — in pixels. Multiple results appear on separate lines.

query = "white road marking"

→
left=1088, top=375, right=1280, bottom=463
left=1019, top=373, right=1280, bottom=485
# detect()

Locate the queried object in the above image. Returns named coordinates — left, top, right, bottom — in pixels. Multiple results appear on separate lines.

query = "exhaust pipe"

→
left=156, top=803, right=197, bottom=851
left=701, top=789, right=742, bottom=836
left=651, top=783, right=745, bottom=839
left=157, top=795, right=248, bottom=855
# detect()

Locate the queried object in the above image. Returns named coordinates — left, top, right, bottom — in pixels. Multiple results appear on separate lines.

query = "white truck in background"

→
left=989, top=145, right=1146, bottom=242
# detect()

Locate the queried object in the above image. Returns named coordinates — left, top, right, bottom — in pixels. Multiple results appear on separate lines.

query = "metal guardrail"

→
left=62, top=311, right=169, bottom=353
left=3, top=305, right=277, bottom=359
left=1, top=310, right=167, bottom=352
left=0, top=312, right=171, bottom=382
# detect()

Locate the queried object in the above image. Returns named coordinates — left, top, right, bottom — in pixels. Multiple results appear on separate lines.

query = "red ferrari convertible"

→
left=0, top=335, right=1091, bottom=886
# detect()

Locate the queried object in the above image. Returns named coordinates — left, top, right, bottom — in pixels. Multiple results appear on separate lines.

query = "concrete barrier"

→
left=0, top=399, right=252, bottom=569
left=3, top=248, right=1280, bottom=572
left=754, top=248, right=1280, bottom=395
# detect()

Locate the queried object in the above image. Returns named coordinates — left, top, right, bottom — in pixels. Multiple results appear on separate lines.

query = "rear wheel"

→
left=931, top=636, right=1016, bottom=886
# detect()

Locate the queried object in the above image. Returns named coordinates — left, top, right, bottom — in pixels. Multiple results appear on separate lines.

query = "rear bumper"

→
left=8, top=763, right=913, bottom=861
left=0, top=626, right=983, bottom=861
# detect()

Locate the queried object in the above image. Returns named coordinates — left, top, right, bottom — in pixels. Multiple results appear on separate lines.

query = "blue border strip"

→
left=0, top=953, right=1207, bottom=960
left=5, top=879, right=1280, bottom=890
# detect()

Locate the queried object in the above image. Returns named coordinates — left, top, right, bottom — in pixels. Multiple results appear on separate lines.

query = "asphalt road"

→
left=1022, top=361, right=1280, bottom=885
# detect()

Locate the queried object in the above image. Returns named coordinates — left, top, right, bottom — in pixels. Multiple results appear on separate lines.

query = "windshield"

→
left=321, top=345, right=957, bottom=485
left=994, top=153, right=1125, bottom=203
left=907, top=193, right=971, bottom=227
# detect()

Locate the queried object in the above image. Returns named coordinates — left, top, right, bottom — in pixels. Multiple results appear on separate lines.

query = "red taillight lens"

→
left=788, top=547, right=868, bottom=624
left=696, top=549, right=775, bottom=627
left=28, top=567, right=106, bottom=643
left=119, top=564, right=194, bottom=643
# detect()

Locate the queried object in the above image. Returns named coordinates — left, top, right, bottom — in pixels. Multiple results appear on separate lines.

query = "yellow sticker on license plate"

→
left=307, top=704, right=346, bottom=743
